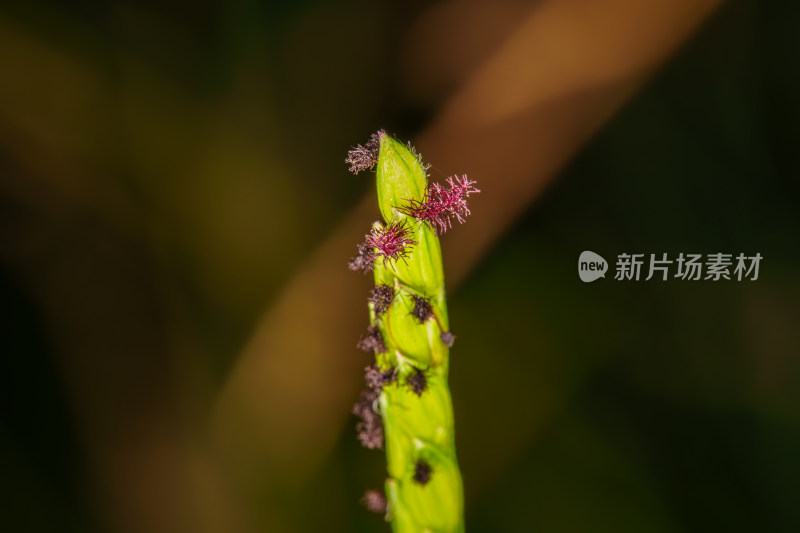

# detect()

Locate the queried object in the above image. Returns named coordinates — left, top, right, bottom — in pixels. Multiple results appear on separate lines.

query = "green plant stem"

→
left=369, top=134, right=464, bottom=532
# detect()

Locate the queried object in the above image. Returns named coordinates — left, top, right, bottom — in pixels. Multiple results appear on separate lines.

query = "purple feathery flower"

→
left=366, top=221, right=417, bottom=264
left=350, top=220, right=417, bottom=272
left=345, top=131, right=384, bottom=174
left=397, top=175, right=480, bottom=235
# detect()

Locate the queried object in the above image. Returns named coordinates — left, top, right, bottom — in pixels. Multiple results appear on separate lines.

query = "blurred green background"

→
left=1, top=0, right=799, bottom=532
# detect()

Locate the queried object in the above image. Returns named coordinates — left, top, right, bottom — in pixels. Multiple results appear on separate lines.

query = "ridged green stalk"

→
left=368, top=135, right=464, bottom=532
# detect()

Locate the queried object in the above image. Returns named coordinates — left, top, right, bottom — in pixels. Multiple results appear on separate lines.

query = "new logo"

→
left=578, top=251, right=608, bottom=282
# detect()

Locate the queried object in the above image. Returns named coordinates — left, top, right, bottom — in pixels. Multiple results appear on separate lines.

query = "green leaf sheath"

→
left=371, top=134, right=464, bottom=533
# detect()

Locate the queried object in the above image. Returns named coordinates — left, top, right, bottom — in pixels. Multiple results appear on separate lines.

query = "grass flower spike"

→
left=347, top=132, right=478, bottom=533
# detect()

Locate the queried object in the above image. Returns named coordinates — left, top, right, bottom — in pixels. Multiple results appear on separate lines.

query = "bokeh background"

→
left=2, top=0, right=799, bottom=531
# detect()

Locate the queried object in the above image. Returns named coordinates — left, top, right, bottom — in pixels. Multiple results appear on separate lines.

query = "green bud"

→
left=384, top=292, right=432, bottom=366
left=376, top=135, right=427, bottom=224
left=374, top=135, right=444, bottom=296
left=398, top=446, right=463, bottom=532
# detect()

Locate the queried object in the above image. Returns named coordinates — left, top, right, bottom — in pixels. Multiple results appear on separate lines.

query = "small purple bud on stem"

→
left=413, top=459, right=433, bottom=486
left=345, top=131, right=384, bottom=174
left=361, top=490, right=388, bottom=514
left=411, top=295, right=434, bottom=324
left=440, top=331, right=456, bottom=347
left=364, top=364, right=396, bottom=390
left=348, top=241, right=375, bottom=273
left=405, top=367, right=428, bottom=396
left=353, top=388, right=383, bottom=449
left=357, top=325, right=386, bottom=354
left=369, top=284, right=395, bottom=315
